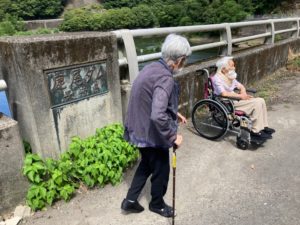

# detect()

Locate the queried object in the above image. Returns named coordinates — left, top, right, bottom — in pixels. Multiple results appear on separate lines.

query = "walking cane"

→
left=172, top=145, right=177, bottom=225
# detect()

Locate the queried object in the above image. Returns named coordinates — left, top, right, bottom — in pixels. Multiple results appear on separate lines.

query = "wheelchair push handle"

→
left=196, top=69, right=210, bottom=79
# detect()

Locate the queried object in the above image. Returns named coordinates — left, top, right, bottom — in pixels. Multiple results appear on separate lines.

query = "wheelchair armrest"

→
left=216, top=95, right=241, bottom=101
left=234, top=87, right=257, bottom=94
left=246, top=88, right=257, bottom=94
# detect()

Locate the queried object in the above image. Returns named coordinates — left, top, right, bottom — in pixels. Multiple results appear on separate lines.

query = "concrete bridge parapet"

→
left=0, top=115, right=28, bottom=215
left=0, top=32, right=122, bottom=158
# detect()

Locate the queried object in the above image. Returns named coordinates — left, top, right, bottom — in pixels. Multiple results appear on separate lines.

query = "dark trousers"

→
left=126, top=147, right=170, bottom=208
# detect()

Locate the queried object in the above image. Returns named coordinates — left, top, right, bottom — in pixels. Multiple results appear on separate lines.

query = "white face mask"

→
left=177, top=68, right=183, bottom=73
left=173, top=67, right=183, bottom=75
left=228, top=70, right=237, bottom=80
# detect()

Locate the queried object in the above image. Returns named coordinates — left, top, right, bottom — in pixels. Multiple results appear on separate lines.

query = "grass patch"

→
left=249, top=56, right=300, bottom=104
left=287, top=56, right=300, bottom=71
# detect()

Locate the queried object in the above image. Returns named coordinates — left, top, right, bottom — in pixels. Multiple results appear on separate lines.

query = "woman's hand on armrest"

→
left=221, top=91, right=252, bottom=100
left=177, top=112, right=187, bottom=124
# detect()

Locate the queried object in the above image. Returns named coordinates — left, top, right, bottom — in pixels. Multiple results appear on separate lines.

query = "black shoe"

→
left=251, top=131, right=272, bottom=139
left=121, top=199, right=144, bottom=213
left=262, top=130, right=273, bottom=138
left=149, top=203, right=174, bottom=218
left=251, top=135, right=266, bottom=145
left=263, top=127, right=276, bottom=134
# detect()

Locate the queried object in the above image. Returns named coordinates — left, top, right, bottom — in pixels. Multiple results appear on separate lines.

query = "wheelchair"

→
left=191, top=69, right=263, bottom=150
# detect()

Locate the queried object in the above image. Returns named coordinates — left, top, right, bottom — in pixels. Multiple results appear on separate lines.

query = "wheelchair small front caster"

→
left=236, top=137, right=249, bottom=150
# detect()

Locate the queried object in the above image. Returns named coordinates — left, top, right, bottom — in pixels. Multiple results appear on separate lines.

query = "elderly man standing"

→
left=212, top=56, right=275, bottom=141
left=121, top=34, right=191, bottom=217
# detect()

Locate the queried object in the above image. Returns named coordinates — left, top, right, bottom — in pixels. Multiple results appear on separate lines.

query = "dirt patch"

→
left=248, top=57, right=300, bottom=109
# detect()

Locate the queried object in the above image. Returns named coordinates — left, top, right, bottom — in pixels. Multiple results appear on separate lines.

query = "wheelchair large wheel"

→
left=192, top=99, right=229, bottom=140
left=217, top=98, right=234, bottom=114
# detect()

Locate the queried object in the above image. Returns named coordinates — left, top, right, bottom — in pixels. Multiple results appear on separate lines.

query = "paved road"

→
left=21, top=73, right=300, bottom=225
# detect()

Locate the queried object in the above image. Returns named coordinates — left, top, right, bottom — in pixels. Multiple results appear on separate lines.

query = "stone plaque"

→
left=46, top=62, right=108, bottom=107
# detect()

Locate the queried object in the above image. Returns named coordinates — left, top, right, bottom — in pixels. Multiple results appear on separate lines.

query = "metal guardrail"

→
left=113, top=18, right=300, bottom=82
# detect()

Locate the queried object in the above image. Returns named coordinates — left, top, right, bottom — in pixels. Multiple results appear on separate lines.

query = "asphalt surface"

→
left=21, top=72, right=300, bottom=225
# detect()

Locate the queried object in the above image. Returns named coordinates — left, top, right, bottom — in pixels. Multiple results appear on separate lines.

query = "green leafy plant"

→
left=0, top=14, right=25, bottom=36
left=23, top=124, right=139, bottom=211
left=23, top=140, right=32, bottom=154
left=23, top=153, right=47, bottom=184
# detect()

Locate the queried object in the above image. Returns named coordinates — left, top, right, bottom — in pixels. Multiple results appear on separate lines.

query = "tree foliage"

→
left=237, top=0, right=254, bottom=13
left=252, top=0, right=290, bottom=14
left=0, top=0, right=12, bottom=21
left=11, top=0, right=64, bottom=19
left=0, top=14, right=25, bottom=36
left=132, top=5, right=158, bottom=28
left=61, top=0, right=257, bottom=31
left=0, top=0, right=64, bottom=20
left=203, top=0, right=249, bottom=24
left=60, top=4, right=159, bottom=31
left=102, top=0, right=287, bottom=15
left=184, top=0, right=210, bottom=25
left=0, top=0, right=290, bottom=34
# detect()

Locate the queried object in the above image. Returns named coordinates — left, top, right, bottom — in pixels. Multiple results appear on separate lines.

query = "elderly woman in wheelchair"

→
left=192, top=56, right=275, bottom=150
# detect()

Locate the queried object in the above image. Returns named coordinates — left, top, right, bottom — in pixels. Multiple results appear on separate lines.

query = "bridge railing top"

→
left=113, top=24, right=227, bottom=38
left=113, top=17, right=300, bottom=82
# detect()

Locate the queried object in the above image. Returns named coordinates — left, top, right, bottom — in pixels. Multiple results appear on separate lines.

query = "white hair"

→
left=161, top=34, right=192, bottom=62
left=216, top=56, right=233, bottom=72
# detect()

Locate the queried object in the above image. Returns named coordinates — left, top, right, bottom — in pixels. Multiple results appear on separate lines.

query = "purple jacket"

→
left=124, top=59, right=179, bottom=149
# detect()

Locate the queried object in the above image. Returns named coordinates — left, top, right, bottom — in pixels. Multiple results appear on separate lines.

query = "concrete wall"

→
left=65, top=0, right=100, bottom=9
left=0, top=116, right=28, bottom=215
left=0, top=32, right=122, bottom=158
left=176, top=38, right=300, bottom=117
left=24, top=19, right=63, bottom=30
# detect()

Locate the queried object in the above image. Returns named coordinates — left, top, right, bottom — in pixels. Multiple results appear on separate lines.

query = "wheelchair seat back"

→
left=204, top=75, right=216, bottom=100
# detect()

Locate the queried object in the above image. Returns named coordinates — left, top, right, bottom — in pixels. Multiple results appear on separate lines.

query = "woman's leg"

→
left=234, top=97, right=267, bottom=133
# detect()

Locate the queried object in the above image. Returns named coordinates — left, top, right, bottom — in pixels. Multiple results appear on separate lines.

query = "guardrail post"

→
left=220, top=23, right=232, bottom=55
left=115, top=30, right=139, bottom=121
left=298, top=19, right=300, bottom=38
left=118, top=30, right=139, bottom=82
left=265, top=20, right=275, bottom=44
left=293, top=19, right=300, bottom=38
